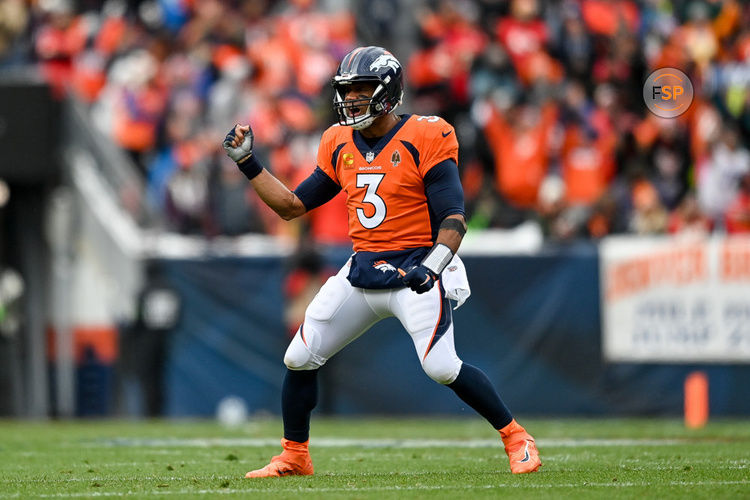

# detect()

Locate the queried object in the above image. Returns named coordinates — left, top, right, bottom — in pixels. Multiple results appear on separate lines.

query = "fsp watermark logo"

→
left=642, top=68, right=694, bottom=118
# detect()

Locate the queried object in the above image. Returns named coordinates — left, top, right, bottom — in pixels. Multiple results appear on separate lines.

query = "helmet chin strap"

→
left=350, top=115, right=376, bottom=130
left=346, top=101, right=378, bottom=130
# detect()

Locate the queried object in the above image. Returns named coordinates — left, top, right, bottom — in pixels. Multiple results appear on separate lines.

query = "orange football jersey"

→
left=316, top=114, right=459, bottom=252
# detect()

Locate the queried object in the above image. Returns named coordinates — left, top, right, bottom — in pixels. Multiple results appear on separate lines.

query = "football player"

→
left=223, top=46, right=541, bottom=476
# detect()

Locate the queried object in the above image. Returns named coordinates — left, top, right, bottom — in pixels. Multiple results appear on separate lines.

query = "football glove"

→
left=223, top=124, right=254, bottom=163
left=399, top=265, right=437, bottom=294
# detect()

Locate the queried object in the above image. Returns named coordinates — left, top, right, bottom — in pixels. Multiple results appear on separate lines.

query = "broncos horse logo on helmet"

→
left=369, top=54, right=400, bottom=72
left=332, top=46, right=404, bottom=130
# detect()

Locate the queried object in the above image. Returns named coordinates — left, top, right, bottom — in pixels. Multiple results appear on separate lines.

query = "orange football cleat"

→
left=499, top=419, right=542, bottom=474
left=245, top=438, right=314, bottom=478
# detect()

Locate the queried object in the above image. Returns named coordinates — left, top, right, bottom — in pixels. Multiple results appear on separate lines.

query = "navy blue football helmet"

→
left=332, top=46, right=404, bottom=130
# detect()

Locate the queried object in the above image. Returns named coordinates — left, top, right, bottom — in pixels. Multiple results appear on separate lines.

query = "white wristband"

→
left=421, top=243, right=453, bottom=275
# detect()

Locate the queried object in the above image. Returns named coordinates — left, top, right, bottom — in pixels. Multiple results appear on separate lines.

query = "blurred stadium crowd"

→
left=2, top=0, right=750, bottom=243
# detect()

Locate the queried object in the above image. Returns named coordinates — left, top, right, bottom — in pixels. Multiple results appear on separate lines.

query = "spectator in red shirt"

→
left=495, top=0, right=550, bottom=85
left=33, top=2, right=88, bottom=98
left=725, top=172, right=750, bottom=234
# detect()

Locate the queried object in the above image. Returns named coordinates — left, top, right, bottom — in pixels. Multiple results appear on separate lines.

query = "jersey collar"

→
left=352, top=114, right=411, bottom=163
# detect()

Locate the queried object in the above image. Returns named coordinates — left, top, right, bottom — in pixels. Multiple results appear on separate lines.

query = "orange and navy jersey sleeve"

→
left=410, top=116, right=459, bottom=178
left=315, top=125, right=346, bottom=186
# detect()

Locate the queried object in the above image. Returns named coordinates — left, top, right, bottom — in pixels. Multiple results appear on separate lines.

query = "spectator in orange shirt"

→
left=560, top=122, right=616, bottom=207
left=106, top=50, right=168, bottom=172
left=558, top=82, right=617, bottom=209
left=581, top=0, right=639, bottom=38
left=481, top=99, right=557, bottom=210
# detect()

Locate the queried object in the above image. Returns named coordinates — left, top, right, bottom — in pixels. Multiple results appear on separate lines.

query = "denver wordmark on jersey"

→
left=316, top=114, right=459, bottom=253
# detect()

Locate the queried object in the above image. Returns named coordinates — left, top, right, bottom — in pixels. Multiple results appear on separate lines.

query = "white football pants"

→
left=283, top=261, right=463, bottom=384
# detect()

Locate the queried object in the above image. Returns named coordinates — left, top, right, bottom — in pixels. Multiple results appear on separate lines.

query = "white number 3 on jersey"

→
left=356, top=173, right=386, bottom=229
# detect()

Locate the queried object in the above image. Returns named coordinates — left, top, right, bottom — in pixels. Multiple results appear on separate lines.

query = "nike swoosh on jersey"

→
left=519, top=441, right=531, bottom=463
left=441, top=130, right=452, bottom=137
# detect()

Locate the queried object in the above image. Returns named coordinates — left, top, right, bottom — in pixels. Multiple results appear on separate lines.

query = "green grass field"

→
left=1, top=417, right=748, bottom=499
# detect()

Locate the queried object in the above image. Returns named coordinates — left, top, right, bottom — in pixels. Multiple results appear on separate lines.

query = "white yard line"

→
left=0, top=480, right=748, bottom=498
left=90, top=437, right=690, bottom=449
left=2, top=462, right=747, bottom=482
left=1, top=462, right=749, bottom=485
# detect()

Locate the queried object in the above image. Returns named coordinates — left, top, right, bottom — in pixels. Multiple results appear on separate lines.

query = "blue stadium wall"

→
left=159, top=243, right=750, bottom=418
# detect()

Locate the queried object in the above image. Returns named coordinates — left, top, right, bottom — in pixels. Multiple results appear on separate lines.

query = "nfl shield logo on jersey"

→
left=365, top=151, right=375, bottom=163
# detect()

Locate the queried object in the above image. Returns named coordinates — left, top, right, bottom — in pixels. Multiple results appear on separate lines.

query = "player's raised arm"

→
left=222, top=124, right=307, bottom=221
